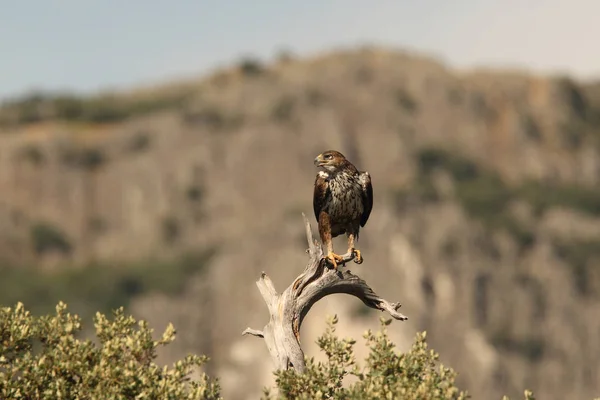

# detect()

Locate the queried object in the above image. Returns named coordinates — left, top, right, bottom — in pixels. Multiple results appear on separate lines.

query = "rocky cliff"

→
left=1, top=47, right=599, bottom=399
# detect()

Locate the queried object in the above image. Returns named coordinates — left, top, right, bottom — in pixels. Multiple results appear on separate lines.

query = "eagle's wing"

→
left=359, top=171, right=373, bottom=227
left=313, top=171, right=330, bottom=221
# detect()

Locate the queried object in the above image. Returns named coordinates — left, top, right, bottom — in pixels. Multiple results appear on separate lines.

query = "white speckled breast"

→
left=324, top=171, right=363, bottom=222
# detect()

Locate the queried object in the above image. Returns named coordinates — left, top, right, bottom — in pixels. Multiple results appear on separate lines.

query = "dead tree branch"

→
left=242, top=213, right=408, bottom=372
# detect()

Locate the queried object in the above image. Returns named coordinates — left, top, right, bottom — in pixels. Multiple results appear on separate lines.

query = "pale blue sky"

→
left=1, top=0, right=598, bottom=100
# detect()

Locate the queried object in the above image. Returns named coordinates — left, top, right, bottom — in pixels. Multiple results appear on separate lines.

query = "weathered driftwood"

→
left=242, top=213, right=408, bottom=373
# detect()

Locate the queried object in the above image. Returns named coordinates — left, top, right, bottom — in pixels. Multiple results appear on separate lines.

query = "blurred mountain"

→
left=0, top=47, right=599, bottom=400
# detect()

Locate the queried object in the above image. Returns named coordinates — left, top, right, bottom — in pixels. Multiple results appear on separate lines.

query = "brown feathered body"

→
left=313, top=150, right=373, bottom=262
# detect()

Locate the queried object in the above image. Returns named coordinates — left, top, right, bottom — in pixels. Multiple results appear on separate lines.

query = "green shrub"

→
left=53, top=94, right=86, bottom=120
left=265, top=316, right=468, bottom=400
left=186, top=185, right=203, bottom=202
left=396, top=89, right=418, bottom=113
left=162, top=216, right=181, bottom=245
left=554, top=239, right=600, bottom=296
left=417, top=148, right=479, bottom=182
left=30, top=222, right=72, bottom=256
left=0, top=250, right=214, bottom=318
left=18, top=145, right=46, bottom=166
left=417, top=148, right=600, bottom=219
left=1, top=305, right=539, bottom=400
left=238, top=58, right=265, bottom=76
left=556, top=77, right=587, bottom=119
left=0, top=302, right=220, bottom=399
left=127, top=132, right=152, bottom=153
left=517, top=181, right=600, bottom=217
left=60, top=146, right=107, bottom=170
left=181, top=106, right=243, bottom=131
left=0, top=90, right=190, bottom=127
left=305, top=88, right=327, bottom=107
left=412, top=147, right=600, bottom=253
left=264, top=316, right=535, bottom=400
left=489, top=330, right=545, bottom=363
left=414, top=148, right=532, bottom=251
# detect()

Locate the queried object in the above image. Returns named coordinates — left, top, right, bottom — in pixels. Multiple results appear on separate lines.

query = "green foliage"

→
left=400, top=147, right=600, bottom=252
left=186, top=185, right=204, bottom=202
left=396, top=89, right=418, bottom=113
left=0, top=90, right=190, bottom=127
left=503, top=391, right=536, bottom=400
left=406, top=148, right=534, bottom=252
left=305, top=88, right=327, bottom=107
left=1, top=306, right=540, bottom=400
left=0, top=250, right=214, bottom=318
left=18, top=145, right=46, bottom=166
left=264, top=316, right=471, bottom=400
left=489, top=331, right=545, bottom=363
left=30, top=222, right=72, bottom=256
left=417, top=148, right=476, bottom=179
left=126, top=131, right=152, bottom=153
left=161, top=216, right=181, bottom=245
left=60, top=146, right=106, bottom=170
left=554, top=239, right=600, bottom=296
left=182, top=107, right=226, bottom=128
left=0, top=302, right=220, bottom=399
left=417, top=149, right=508, bottom=214
left=582, top=81, right=600, bottom=127
left=556, top=77, right=587, bottom=119
left=181, top=106, right=243, bottom=132
left=517, top=181, right=600, bottom=216
left=238, top=58, right=265, bottom=76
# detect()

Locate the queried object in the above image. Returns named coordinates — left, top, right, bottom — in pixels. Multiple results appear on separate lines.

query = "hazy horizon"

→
left=2, top=0, right=599, bottom=100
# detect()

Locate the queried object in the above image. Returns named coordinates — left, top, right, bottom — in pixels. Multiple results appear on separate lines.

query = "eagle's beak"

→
left=314, top=155, right=322, bottom=166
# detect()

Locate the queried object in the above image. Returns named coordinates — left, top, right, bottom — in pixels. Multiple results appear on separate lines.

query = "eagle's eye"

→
left=324, top=154, right=333, bottom=160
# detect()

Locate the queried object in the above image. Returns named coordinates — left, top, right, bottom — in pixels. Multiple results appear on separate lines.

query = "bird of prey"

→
left=313, top=150, right=373, bottom=269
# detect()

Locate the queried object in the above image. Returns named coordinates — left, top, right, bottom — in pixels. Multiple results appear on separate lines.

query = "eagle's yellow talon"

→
left=325, top=252, right=345, bottom=270
left=351, top=248, right=363, bottom=264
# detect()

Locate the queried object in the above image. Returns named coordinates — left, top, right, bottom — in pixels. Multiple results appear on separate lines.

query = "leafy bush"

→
left=0, top=302, right=220, bottom=399
left=411, top=148, right=600, bottom=296
left=126, top=131, right=152, bottom=153
left=0, top=250, right=214, bottom=318
left=0, top=90, right=190, bottom=127
left=409, top=147, right=600, bottom=251
left=305, top=88, right=327, bottom=107
left=396, top=89, right=418, bottom=113
left=1, top=305, right=540, bottom=400
left=554, top=239, right=600, bottom=296
left=517, top=181, right=600, bottom=217
left=181, top=106, right=243, bottom=132
left=264, top=316, right=535, bottom=400
left=60, top=146, right=107, bottom=170
left=238, top=58, right=265, bottom=76
left=411, top=148, right=534, bottom=251
left=161, top=216, right=181, bottom=245
left=18, top=145, right=46, bottom=166
left=30, top=222, right=72, bottom=256
left=556, top=77, right=587, bottom=119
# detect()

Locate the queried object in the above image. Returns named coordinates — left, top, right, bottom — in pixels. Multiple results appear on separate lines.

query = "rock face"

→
left=1, top=47, right=600, bottom=399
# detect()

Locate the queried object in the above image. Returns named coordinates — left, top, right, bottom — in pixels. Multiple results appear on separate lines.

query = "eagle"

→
left=313, top=150, right=373, bottom=269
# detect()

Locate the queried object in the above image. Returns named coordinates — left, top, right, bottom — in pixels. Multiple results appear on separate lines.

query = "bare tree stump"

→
left=242, top=213, right=408, bottom=372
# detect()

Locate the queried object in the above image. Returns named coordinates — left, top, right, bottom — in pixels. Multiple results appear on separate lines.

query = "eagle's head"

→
left=314, top=150, right=348, bottom=172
